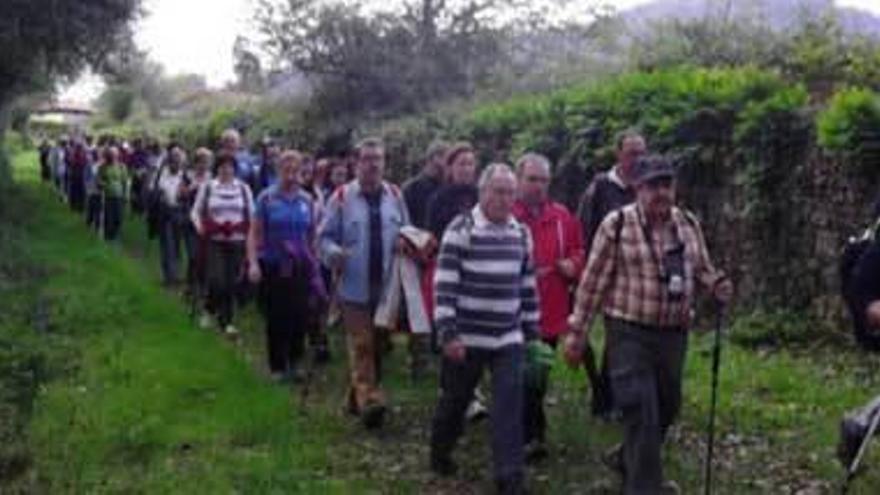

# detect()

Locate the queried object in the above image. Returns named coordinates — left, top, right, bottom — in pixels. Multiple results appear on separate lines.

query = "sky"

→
left=59, top=0, right=880, bottom=104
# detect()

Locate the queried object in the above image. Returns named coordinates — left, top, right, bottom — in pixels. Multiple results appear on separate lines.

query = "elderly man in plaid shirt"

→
left=564, top=154, right=733, bottom=495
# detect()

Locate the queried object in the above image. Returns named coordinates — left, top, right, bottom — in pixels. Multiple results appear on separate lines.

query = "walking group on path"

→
left=38, top=127, right=736, bottom=494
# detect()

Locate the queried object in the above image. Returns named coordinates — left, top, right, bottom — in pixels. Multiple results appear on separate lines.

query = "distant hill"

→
left=618, top=0, right=880, bottom=37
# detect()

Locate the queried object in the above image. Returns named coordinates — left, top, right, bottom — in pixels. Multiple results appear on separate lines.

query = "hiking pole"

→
left=842, top=409, right=880, bottom=494
left=704, top=301, right=726, bottom=495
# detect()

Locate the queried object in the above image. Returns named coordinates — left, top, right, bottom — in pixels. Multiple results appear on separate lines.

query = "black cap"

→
left=633, top=155, right=675, bottom=185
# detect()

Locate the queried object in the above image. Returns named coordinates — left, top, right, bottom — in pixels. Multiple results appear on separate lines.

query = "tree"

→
left=96, top=54, right=211, bottom=125
left=233, top=36, right=266, bottom=93
left=252, top=0, right=588, bottom=123
left=0, top=0, right=142, bottom=128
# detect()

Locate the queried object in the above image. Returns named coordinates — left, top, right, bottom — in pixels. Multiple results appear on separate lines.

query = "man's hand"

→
left=247, top=261, right=261, bottom=285
left=867, top=301, right=880, bottom=328
left=563, top=332, right=585, bottom=368
left=713, top=277, right=734, bottom=304
left=397, top=237, right=416, bottom=258
left=443, top=339, right=466, bottom=363
left=556, top=258, right=578, bottom=279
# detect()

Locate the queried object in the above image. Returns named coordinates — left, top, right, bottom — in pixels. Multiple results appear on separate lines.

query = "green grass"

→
left=3, top=149, right=880, bottom=493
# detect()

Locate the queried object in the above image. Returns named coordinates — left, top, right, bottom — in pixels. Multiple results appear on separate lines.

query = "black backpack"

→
left=840, top=219, right=880, bottom=351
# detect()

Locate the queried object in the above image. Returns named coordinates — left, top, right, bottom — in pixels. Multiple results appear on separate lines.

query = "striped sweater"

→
left=433, top=205, right=540, bottom=350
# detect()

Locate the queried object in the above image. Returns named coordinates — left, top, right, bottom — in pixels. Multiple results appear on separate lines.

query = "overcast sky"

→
left=60, top=0, right=880, bottom=103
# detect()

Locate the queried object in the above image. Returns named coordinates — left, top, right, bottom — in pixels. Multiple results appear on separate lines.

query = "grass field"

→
left=3, top=149, right=880, bottom=493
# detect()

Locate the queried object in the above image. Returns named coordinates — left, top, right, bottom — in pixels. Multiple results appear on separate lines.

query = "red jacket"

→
left=513, top=200, right=585, bottom=340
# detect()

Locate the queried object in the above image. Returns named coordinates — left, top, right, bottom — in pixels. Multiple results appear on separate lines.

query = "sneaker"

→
left=361, top=403, right=386, bottom=430
left=198, top=314, right=214, bottom=329
left=429, top=452, right=458, bottom=477
left=269, top=371, right=285, bottom=383
left=466, top=396, right=488, bottom=423
left=224, top=325, right=239, bottom=336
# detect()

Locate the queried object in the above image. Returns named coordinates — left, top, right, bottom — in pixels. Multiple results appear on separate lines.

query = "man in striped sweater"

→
left=429, top=163, right=540, bottom=495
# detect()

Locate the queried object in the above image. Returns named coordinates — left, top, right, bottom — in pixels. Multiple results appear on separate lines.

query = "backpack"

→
left=841, top=218, right=880, bottom=351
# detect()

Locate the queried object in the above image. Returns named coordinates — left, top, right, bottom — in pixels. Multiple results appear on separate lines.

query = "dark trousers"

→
left=606, top=318, right=687, bottom=495
left=431, top=345, right=525, bottom=482
left=524, top=337, right=557, bottom=445
left=158, top=208, right=186, bottom=284
left=85, top=194, right=102, bottom=232
left=103, top=197, right=123, bottom=241
left=263, top=263, right=309, bottom=373
left=183, top=222, right=200, bottom=289
left=206, top=240, right=244, bottom=328
left=130, top=175, right=144, bottom=215
left=68, top=170, right=86, bottom=212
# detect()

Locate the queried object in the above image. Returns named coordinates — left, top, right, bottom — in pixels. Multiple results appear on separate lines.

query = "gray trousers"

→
left=606, top=318, right=687, bottom=495
left=431, top=345, right=525, bottom=482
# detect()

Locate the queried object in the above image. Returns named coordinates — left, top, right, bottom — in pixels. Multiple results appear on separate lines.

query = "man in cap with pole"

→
left=564, top=154, right=733, bottom=494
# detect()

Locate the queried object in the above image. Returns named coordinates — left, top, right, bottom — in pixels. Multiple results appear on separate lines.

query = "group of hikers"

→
left=37, top=127, right=739, bottom=494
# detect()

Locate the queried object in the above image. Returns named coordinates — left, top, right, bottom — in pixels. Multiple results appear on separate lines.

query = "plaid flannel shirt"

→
left=569, top=203, right=724, bottom=331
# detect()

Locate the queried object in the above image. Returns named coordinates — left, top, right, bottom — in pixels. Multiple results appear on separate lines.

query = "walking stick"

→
left=704, top=301, right=726, bottom=495
left=842, top=409, right=880, bottom=494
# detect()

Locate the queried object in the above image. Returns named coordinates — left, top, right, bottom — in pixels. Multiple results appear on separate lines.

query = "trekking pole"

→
left=842, top=409, right=880, bottom=494
left=704, top=301, right=726, bottom=495
left=299, top=303, right=323, bottom=411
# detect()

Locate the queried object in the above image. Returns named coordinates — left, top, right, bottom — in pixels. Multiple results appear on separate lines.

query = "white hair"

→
left=515, top=153, right=551, bottom=175
left=478, top=163, right=516, bottom=189
left=221, top=128, right=240, bottom=143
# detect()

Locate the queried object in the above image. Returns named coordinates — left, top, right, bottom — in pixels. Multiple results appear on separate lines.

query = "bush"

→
left=817, top=87, right=880, bottom=154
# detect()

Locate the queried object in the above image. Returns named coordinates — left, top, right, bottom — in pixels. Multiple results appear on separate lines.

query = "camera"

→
left=663, top=243, right=686, bottom=301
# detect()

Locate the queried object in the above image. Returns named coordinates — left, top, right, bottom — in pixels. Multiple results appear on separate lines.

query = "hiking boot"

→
left=429, top=451, right=458, bottom=477
left=495, top=474, right=524, bottom=495
left=838, top=415, right=867, bottom=468
left=601, top=443, right=624, bottom=476
left=466, top=394, right=488, bottom=423
left=313, top=345, right=331, bottom=365
left=283, top=366, right=306, bottom=384
left=361, top=403, right=386, bottom=430
left=585, top=479, right=619, bottom=494
left=661, top=480, right=681, bottom=495
left=525, top=440, right=549, bottom=464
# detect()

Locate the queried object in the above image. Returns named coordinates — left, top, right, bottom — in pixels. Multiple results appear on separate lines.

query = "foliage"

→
left=817, top=87, right=880, bottom=154
left=626, top=8, right=880, bottom=97
left=457, top=67, right=803, bottom=169
left=0, top=0, right=141, bottom=106
left=254, top=0, right=508, bottom=121
left=95, top=53, right=209, bottom=124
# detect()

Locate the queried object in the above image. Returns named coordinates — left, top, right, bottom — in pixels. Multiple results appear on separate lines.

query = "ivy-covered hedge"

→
left=816, top=87, right=880, bottom=177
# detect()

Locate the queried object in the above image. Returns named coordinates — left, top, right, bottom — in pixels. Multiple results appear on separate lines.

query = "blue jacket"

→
left=318, top=180, right=410, bottom=305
